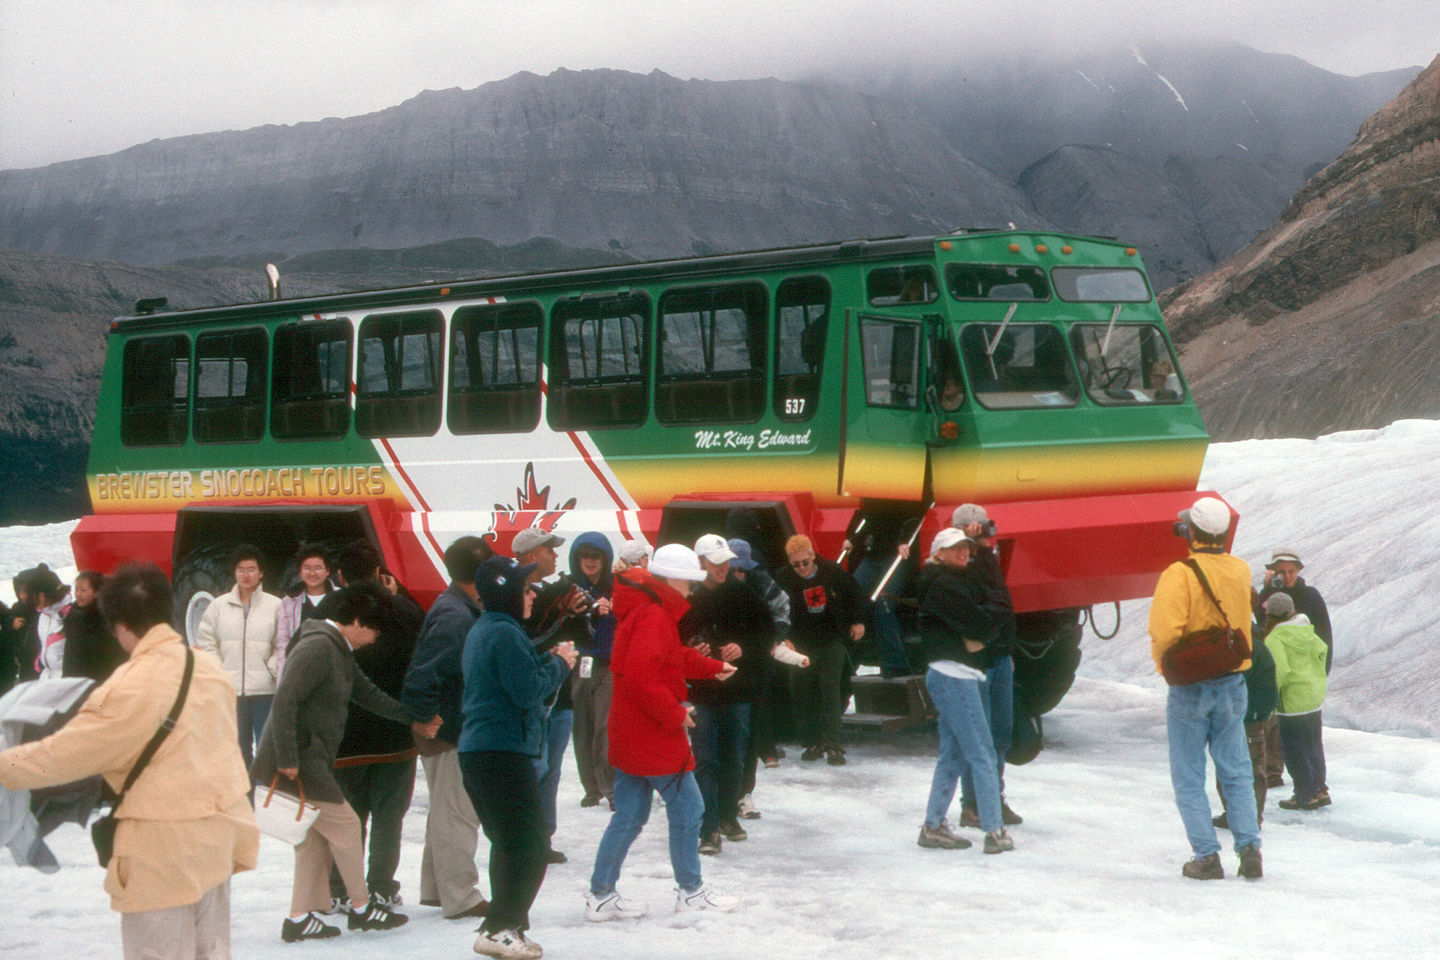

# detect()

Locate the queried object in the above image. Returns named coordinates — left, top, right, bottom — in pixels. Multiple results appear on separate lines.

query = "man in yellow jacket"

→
left=1148, top=497, right=1262, bottom=882
left=0, top=562, right=258, bottom=959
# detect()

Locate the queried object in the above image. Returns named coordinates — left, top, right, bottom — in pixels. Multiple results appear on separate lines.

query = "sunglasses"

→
left=789, top=556, right=815, bottom=569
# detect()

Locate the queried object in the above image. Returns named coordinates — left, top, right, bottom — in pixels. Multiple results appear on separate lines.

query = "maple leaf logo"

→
left=487, top=462, right=578, bottom=550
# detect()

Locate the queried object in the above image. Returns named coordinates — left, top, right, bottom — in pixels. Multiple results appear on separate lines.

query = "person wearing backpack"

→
left=1262, top=593, right=1331, bottom=811
left=1148, top=497, right=1262, bottom=881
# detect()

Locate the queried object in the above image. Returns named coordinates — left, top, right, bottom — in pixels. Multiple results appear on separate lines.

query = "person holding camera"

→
left=1148, top=497, right=1262, bottom=881
left=461, top=554, right=578, bottom=959
left=562, top=533, right=619, bottom=811
left=0, top=562, right=259, bottom=960
left=1257, top=548, right=1333, bottom=799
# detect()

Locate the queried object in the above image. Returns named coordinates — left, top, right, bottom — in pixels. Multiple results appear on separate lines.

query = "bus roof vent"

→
left=134, top=297, right=168, bottom=315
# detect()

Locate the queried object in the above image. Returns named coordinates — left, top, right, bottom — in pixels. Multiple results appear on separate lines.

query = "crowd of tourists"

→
left=0, top=498, right=1333, bottom=958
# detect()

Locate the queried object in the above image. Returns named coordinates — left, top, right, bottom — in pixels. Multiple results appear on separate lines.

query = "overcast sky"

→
left=1, top=0, right=1434, bottom=170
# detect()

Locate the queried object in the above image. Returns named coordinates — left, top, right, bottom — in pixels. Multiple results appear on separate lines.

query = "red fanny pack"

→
left=1160, top=560, right=1251, bottom=687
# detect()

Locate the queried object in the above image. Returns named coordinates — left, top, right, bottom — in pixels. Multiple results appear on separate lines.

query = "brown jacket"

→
left=0, top=624, right=258, bottom=912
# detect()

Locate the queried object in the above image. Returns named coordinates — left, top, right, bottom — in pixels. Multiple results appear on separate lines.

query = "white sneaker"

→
left=737, top=795, right=761, bottom=820
left=319, top=896, right=346, bottom=915
left=472, top=928, right=542, bottom=959
left=675, top=884, right=739, bottom=912
left=585, top=890, right=648, bottom=922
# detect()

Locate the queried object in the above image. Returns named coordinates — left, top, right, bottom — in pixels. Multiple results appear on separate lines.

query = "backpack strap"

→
left=112, top=646, right=195, bottom=815
left=1181, top=559, right=1232, bottom=629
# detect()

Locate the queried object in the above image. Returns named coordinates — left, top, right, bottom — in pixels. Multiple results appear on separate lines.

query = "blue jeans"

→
left=237, top=695, right=272, bottom=773
left=1167, top=673, right=1261, bottom=857
left=692, top=702, right=752, bottom=834
left=855, top=558, right=909, bottom=674
left=925, top=668, right=1002, bottom=833
left=533, top=708, right=574, bottom=838
left=961, top=654, right=1014, bottom=809
left=590, top=769, right=704, bottom=896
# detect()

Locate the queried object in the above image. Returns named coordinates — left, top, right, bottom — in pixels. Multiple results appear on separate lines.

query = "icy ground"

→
left=4, top=420, right=1440, bottom=958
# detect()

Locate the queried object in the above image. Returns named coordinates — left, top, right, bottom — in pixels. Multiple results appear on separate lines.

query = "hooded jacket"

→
left=1264, top=614, right=1328, bottom=715
left=458, top=610, right=569, bottom=756
left=565, top=532, right=617, bottom=662
left=1259, top=577, right=1333, bottom=671
left=607, top=568, right=725, bottom=776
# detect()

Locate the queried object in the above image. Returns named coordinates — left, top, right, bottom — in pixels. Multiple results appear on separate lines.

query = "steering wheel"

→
left=1100, top=367, right=1131, bottom=391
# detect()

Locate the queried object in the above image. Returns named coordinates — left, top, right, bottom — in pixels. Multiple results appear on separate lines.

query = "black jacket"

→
left=774, top=557, right=868, bottom=650
left=1258, top=577, right=1333, bottom=672
left=680, top=575, right=774, bottom=705
left=965, top=547, right=1017, bottom=658
left=333, top=589, right=424, bottom=762
left=917, top=562, right=998, bottom=670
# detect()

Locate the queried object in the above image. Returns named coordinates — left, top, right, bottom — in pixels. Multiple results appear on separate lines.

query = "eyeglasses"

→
left=789, top=556, right=815, bottom=569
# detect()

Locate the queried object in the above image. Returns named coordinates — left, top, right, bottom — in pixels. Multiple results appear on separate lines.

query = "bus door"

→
left=837, top=312, right=929, bottom=500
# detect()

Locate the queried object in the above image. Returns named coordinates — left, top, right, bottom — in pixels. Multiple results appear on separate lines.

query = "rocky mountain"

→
left=0, top=46, right=1417, bottom=290
left=1164, top=55, right=1440, bottom=440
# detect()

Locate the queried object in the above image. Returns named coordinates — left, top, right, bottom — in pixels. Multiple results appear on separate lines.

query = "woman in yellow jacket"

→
left=0, top=562, right=258, bottom=960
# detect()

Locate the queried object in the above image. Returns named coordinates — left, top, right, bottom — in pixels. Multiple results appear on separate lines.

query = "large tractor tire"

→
left=172, top=540, right=237, bottom=643
left=1008, top=608, right=1084, bottom=765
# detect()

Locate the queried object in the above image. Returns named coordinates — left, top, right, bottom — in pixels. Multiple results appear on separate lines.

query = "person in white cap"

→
left=1148, top=496, right=1262, bottom=881
left=916, top=528, right=1012, bottom=855
left=682, top=534, right=773, bottom=854
left=614, top=540, right=651, bottom=574
left=585, top=543, right=740, bottom=921
left=1257, top=547, right=1333, bottom=800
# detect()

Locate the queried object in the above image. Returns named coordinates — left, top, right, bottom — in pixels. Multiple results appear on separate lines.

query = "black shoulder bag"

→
left=1159, top=560, right=1252, bottom=687
left=92, top=646, right=194, bottom=867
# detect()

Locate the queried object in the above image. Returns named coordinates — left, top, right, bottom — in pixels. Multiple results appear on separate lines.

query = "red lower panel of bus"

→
left=71, top=513, right=179, bottom=578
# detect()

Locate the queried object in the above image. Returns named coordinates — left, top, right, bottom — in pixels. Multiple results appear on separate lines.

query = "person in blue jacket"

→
left=460, top=555, right=577, bottom=960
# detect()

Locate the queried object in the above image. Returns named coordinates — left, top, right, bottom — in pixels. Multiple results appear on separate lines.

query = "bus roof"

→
left=112, top=230, right=1134, bottom=330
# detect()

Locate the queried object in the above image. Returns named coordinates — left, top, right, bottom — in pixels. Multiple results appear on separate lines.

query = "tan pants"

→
left=121, top=879, right=230, bottom=960
left=418, top=750, right=486, bottom=915
left=291, top=799, right=367, bottom=915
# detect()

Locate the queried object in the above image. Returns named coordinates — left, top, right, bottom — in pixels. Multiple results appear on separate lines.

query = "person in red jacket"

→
left=584, top=544, right=740, bottom=922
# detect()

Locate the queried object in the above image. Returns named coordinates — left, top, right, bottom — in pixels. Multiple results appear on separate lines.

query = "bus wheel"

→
left=1008, top=609, right=1084, bottom=765
left=172, top=541, right=237, bottom=642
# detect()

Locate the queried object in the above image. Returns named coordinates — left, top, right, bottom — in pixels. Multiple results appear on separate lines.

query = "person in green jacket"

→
left=1262, top=593, right=1330, bottom=811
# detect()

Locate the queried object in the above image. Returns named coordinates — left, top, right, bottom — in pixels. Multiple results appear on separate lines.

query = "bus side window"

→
left=121, top=334, right=190, bottom=446
left=867, top=266, right=938, bottom=305
left=272, top=320, right=352, bottom=440
left=193, top=328, right=268, bottom=444
left=859, top=317, right=921, bottom=409
left=547, top=293, right=650, bottom=430
left=655, top=282, right=766, bottom=425
left=356, top=311, right=443, bottom=438
left=449, top=302, right=542, bottom=434
left=774, top=276, right=829, bottom=422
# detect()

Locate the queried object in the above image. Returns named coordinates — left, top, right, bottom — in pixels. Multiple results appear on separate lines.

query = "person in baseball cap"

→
left=693, top=534, right=738, bottom=566
left=512, top=528, right=565, bottom=558
left=1177, top=497, right=1232, bottom=539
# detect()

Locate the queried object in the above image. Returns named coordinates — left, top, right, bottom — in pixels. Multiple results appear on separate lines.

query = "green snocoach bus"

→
left=73, top=229, right=1229, bottom=740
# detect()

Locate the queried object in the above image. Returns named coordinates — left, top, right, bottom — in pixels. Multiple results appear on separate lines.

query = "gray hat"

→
left=951, top=503, right=989, bottom=528
left=726, top=538, right=759, bottom=571
left=512, top=528, right=565, bottom=556
left=1263, top=592, right=1295, bottom=619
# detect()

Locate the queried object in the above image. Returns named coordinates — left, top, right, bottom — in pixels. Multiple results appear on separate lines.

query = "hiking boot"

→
left=719, top=818, right=748, bottom=842
left=580, top=794, right=603, bottom=808
left=917, top=821, right=972, bottom=850
left=1311, top=789, right=1332, bottom=808
left=800, top=745, right=824, bottom=762
left=544, top=847, right=567, bottom=864
left=1238, top=844, right=1263, bottom=880
left=1001, top=802, right=1023, bottom=826
left=1212, top=811, right=1230, bottom=829
left=825, top=747, right=847, bottom=766
left=349, top=896, right=408, bottom=931
left=675, top=884, right=739, bottom=912
left=1182, top=853, right=1224, bottom=880
left=699, top=832, right=722, bottom=855
left=585, top=890, right=648, bottom=922
left=983, top=830, right=1014, bottom=854
left=282, top=913, right=341, bottom=942
left=472, top=928, right=542, bottom=959
left=737, top=795, right=761, bottom=819
left=1278, top=795, right=1305, bottom=810
left=958, top=806, right=981, bottom=829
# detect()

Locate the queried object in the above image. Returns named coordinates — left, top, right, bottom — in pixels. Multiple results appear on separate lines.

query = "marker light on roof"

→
left=1061, top=245, right=1073, bottom=255
left=1008, top=243, right=1021, bottom=253
left=1035, top=244, right=1048, bottom=254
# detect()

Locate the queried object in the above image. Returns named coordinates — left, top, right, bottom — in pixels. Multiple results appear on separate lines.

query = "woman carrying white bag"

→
left=251, top=581, right=438, bottom=943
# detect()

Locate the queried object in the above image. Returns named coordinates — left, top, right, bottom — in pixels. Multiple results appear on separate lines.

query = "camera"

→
left=980, top=520, right=998, bottom=539
left=1172, top=520, right=1191, bottom=539
left=1267, top=572, right=1285, bottom=590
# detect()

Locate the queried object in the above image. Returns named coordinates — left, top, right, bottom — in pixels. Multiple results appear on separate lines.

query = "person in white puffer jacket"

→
left=195, top=543, right=282, bottom=771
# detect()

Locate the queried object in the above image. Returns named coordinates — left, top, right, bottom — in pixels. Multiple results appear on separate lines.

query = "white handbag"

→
left=254, top=776, right=321, bottom=846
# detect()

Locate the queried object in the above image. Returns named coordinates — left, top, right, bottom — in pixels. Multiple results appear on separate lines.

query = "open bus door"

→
left=836, top=311, right=930, bottom=502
